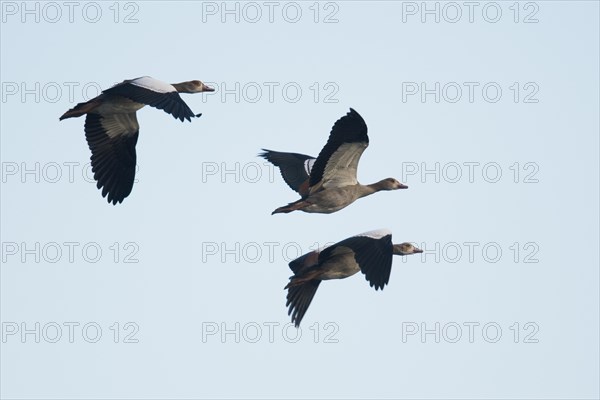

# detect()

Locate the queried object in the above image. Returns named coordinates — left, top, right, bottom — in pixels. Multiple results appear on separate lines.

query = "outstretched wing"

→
left=331, top=229, right=394, bottom=291
left=309, top=108, right=369, bottom=193
left=103, top=76, right=196, bottom=121
left=260, top=149, right=315, bottom=198
left=84, top=113, right=139, bottom=204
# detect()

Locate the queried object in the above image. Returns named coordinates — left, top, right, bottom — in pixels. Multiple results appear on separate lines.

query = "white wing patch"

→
left=355, top=228, right=392, bottom=240
left=304, top=159, right=315, bottom=175
left=130, top=76, right=176, bottom=94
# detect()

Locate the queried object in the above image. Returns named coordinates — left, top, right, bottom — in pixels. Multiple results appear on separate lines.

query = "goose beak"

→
left=203, top=85, right=215, bottom=92
left=398, top=183, right=408, bottom=189
left=413, top=247, right=423, bottom=253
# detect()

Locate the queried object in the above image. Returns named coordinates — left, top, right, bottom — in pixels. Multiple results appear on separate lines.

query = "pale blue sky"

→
left=1, top=1, right=599, bottom=398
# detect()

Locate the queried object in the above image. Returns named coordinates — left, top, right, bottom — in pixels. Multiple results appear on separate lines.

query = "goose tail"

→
left=272, top=199, right=308, bottom=215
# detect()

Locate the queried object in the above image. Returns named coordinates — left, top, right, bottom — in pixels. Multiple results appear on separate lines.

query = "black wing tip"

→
left=98, top=181, right=127, bottom=204
left=347, top=107, right=361, bottom=119
left=106, top=189, right=127, bottom=205
left=258, top=148, right=274, bottom=159
left=90, top=170, right=131, bottom=206
left=347, top=107, right=367, bottom=126
left=339, top=107, right=367, bottom=132
left=368, top=277, right=388, bottom=291
left=179, top=113, right=201, bottom=122
left=100, top=189, right=126, bottom=205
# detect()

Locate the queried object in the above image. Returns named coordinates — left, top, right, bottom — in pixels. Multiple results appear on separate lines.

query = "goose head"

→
left=392, top=242, right=423, bottom=256
left=376, top=178, right=409, bottom=191
left=172, top=80, right=215, bottom=93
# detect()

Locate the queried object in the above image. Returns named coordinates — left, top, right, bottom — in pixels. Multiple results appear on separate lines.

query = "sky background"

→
left=1, top=1, right=599, bottom=398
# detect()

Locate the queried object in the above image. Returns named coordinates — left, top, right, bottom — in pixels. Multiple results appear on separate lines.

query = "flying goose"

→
left=60, top=76, right=214, bottom=204
left=285, top=229, right=422, bottom=327
left=260, top=108, right=408, bottom=214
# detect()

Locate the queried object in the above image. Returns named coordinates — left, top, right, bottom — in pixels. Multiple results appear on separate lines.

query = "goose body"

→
left=285, top=229, right=422, bottom=327
left=261, top=108, right=408, bottom=215
left=60, top=76, right=214, bottom=204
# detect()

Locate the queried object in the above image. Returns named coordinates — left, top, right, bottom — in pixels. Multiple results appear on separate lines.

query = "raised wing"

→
left=84, top=113, right=139, bottom=205
left=102, top=76, right=196, bottom=122
left=309, top=108, right=368, bottom=192
left=260, top=149, right=315, bottom=198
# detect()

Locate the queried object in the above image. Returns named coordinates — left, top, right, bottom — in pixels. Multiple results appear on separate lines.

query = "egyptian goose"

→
left=60, top=76, right=214, bottom=204
left=285, top=229, right=422, bottom=327
left=260, top=108, right=408, bottom=214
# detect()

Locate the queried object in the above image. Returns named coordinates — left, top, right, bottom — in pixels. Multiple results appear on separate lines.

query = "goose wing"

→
left=260, top=149, right=315, bottom=198
left=332, top=229, right=394, bottom=291
left=84, top=113, right=139, bottom=204
left=308, top=108, right=369, bottom=193
left=286, top=280, right=321, bottom=328
left=102, top=76, right=196, bottom=122
left=286, top=250, right=321, bottom=327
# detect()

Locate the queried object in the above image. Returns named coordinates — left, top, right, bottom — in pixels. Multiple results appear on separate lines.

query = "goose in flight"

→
left=285, top=229, right=422, bottom=327
left=60, top=76, right=214, bottom=204
left=260, top=108, right=408, bottom=214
